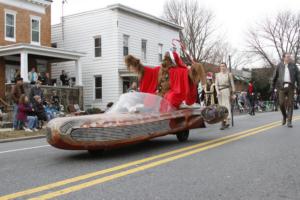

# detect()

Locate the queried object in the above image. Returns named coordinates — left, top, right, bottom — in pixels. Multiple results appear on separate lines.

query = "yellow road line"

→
left=29, top=122, right=284, bottom=200
left=0, top=118, right=296, bottom=200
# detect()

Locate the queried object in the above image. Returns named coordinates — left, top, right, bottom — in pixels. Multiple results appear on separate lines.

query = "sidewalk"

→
left=0, top=128, right=46, bottom=142
left=0, top=128, right=12, bottom=132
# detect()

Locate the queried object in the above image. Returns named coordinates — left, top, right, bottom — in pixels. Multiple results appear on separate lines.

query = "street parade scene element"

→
left=0, top=0, right=300, bottom=200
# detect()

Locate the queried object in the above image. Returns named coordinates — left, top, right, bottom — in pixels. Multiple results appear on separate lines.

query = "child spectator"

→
left=16, top=95, right=38, bottom=132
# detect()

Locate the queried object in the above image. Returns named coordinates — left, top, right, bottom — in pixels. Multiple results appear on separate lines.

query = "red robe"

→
left=139, top=66, right=197, bottom=109
left=139, top=66, right=160, bottom=94
left=164, top=67, right=197, bottom=108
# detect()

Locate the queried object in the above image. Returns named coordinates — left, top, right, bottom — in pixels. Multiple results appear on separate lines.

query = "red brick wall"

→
left=0, top=3, right=51, bottom=46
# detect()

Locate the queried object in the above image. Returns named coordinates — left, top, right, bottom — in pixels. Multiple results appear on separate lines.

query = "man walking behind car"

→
left=271, top=53, right=300, bottom=128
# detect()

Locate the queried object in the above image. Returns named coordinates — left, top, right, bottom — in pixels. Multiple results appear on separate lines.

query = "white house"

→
left=51, top=4, right=182, bottom=109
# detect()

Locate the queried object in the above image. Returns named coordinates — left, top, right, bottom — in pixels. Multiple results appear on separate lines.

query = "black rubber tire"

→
left=176, top=130, right=189, bottom=142
left=88, top=149, right=104, bottom=156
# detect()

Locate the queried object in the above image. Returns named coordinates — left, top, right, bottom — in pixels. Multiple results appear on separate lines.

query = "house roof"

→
left=0, top=43, right=85, bottom=61
left=55, top=4, right=182, bottom=31
left=24, top=0, right=52, bottom=6
left=107, top=4, right=183, bottom=30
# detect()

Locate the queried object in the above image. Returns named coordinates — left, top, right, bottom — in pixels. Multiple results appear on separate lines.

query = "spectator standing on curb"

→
left=11, top=77, right=25, bottom=130
left=247, top=80, right=256, bottom=115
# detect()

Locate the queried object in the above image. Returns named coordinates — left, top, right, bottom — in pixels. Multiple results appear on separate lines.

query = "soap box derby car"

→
left=47, top=92, right=228, bottom=153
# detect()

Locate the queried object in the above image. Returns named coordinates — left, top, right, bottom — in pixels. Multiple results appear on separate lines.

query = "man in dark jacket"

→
left=11, top=77, right=25, bottom=129
left=32, top=95, right=47, bottom=128
left=29, top=80, right=44, bottom=104
left=271, top=53, right=300, bottom=128
left=60, top=70, right=69, bottom=86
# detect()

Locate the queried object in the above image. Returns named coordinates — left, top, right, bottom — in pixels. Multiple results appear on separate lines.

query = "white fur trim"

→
left=169, top=50, right=176, bottom=65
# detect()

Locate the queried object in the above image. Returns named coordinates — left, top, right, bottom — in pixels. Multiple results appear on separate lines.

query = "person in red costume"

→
left=158, top=51, right=206, bottom=108
left=124, top=52, right=205, bottom=109
left=124, top=55, right=159, bottom=94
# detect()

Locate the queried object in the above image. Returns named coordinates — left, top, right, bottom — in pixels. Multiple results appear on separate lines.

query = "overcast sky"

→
left=51, top=0, right=300, bottom=51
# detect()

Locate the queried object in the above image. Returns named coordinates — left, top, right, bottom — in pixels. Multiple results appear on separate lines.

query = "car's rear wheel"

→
left=88, top=149, right=104, bottom=156
left=176, top=130, right=189, bottom=142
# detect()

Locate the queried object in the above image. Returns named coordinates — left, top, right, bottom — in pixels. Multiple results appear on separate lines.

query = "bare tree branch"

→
left=247, top=11, right=300, bottom=68
left=163, top=0, right=218, bottom=63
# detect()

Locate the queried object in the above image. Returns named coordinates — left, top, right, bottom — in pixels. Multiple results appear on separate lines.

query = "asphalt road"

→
left=0, top=110, right=300, bottom=200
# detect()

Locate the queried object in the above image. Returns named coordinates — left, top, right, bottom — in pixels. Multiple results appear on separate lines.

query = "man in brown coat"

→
left=271, top=53, right=300, bottom=128
left=11, top=77, right=25, bottom=129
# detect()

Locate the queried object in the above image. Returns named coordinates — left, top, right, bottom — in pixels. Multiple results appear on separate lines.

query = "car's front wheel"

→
left=176, top=130, right=189, bottom=142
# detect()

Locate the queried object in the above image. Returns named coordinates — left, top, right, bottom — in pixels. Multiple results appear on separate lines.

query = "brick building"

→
left=0, top=0, right=84, bottom=103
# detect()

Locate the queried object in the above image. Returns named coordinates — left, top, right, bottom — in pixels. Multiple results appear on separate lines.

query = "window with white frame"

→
left=31, top=16, right=41, bottom=44
left=5, top=10, right=16, bottom=41
left=94, top=36, right=102, bottom=57
left=158, top=44, right=163, bottom=62
left=123, top=35, right=129, bottom=56
left=141, top=39, right=147, bottom=61
left=95, top=76, right=102, bottom=99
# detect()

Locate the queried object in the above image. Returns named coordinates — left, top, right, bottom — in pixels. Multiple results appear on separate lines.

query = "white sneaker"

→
left=24, top=128, right=33, bottom=132
left=33, top=128, right=39, bottom=132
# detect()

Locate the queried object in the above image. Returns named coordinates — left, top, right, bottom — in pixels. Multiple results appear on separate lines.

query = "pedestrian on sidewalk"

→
left=215, top=62, right=236, bottom=130
left=271, top=53, right=300, bottom=128
left=11, top=77, right=25, bottom=130
left=247, top=80, right=256, bottom=115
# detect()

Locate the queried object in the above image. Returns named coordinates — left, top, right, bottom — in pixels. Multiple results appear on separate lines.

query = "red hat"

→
left=206, top=72, right=213, bottom=79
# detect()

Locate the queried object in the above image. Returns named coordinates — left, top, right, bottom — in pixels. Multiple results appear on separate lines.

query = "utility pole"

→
left=61, top=0, right=67, bottom=46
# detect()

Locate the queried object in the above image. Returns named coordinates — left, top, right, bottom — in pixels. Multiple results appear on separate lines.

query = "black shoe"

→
left=282, top=118, right=286, bottom=125
left=287, top=121, right=293, bottom=128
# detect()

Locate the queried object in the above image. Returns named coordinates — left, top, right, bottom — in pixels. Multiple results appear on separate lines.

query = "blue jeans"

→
left=13, top=104, right=18, bottom=129
left=27, top=116, right=38, bottom=129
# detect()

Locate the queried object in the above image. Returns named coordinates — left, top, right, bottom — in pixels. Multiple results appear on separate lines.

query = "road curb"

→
left=0, top=135, right=46, bottom=143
